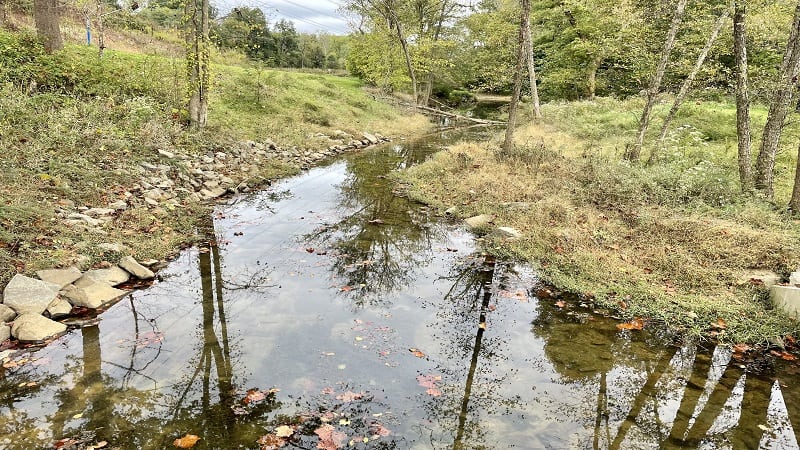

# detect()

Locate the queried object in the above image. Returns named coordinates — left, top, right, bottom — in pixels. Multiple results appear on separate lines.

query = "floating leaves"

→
left=616, top=318, right=645, bottom=331
left=173, top=434, right=200, bottom=448
left=335, top=391, right=364, bottom=402
left=417, top=374, right=443, bottom=397
left=498, top=289, right=529, bottom=302
left=409, top=348, right=426, bottom=358
left=243, top=388, right=279, bottom=405
left=257, top=433, right=287, bottom=449
left=274, top=425, right=295, bottom=438
left=314, top=424, right=347, bottom=450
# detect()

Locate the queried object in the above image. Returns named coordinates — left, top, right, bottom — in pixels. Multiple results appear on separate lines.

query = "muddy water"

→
left=1, top=129, right=799, bottom=449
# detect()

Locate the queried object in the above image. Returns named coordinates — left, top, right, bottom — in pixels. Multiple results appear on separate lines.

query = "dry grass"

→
left=399, top=102, right=800, bottom=343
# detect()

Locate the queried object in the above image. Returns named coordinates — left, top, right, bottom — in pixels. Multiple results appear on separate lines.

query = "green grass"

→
left=399, top=97, right=800, bottom=344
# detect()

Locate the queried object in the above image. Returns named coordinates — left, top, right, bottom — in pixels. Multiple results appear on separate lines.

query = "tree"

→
left=626, top=0, right=689, bottom=163
left=33, top=0, right=63, bottom=52
left=185, top=0, right=210, bottom=128
left=649, top=5, right=730, bottom=164
left=734, top=0, right=753, bottom=190
left=754, top=1, right=800, bottom=199
left=522, top=0, right=541, bottom=118
left=790, top=143, right=800, bottom=212
left=502, top=0, right=528, bottom=152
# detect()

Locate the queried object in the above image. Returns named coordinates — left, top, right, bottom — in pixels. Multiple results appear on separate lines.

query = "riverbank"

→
left=398, top=98, right=800, bottom=344
left=0, top=29, right=431, bottom=302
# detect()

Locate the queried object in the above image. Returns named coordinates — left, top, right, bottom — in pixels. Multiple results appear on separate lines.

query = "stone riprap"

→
left=3, top=275, right=61, bottom=315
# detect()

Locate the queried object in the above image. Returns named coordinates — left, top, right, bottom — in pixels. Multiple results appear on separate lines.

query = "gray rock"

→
left=790, top=271, right=800, bottom=287
left=464, top=214, right=494, bottom=231
left=157, top=149, right=176, bottom=159
left=98, top=242, right=127, bottom=253
left=3, top=275, right=61, bottom=315
left=84, top=207, right=115, bottom=217
left=77, top=267, right=130, bottom=287
left=108, top=200, right=128, bottom=210
left=771, top=285, right=800, bottom=317
left=362, top=132, right=380, bottom=145
left=140, top=162, right=160, bottom=172
left=0, top=323, right=9, bottom=342
left=36, top=267, right=82, bottom=289
left=144, top=197, right=159, bottom=207
left=63, top=281, right=128, bottom=309
left=0, top=304, right=16, bottom=322
left=495, top=226, right=523, bottom=239
left=199, top=187, right=227, bottom=200
left=11, top=313, right=67, bottom=342
left=47, top=298, right=73, bottom=319
left=445, top=206, right=458, bottom=216
left=119, top=256, right=155, bottom=280
left=66, top=213, right=103, bottom=227
left=144, top=189, right=165, bottom=201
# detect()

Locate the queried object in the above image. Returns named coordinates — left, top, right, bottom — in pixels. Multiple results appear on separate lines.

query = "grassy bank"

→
left=399, top=97, right=800, bottom=344
left=0, top=28, right=429, bottom=289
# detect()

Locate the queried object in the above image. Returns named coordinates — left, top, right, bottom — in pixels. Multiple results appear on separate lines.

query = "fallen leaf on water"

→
left=487, top=304, right=496, bottom=311
left=409, top=348, right=426, bottom=358
left=257, top=433, right=287, bottom=449
left=499, top=289, right=528, bottom=301
left=335, top=391, right=364, bottom=402
left=173, top=434, right=200, bottom=448
left=426, top=388, right=442, bottom=397
left=321, top=387, right=335, bottom=395
left=370, top=423, right=391, bottom=437
left=554, top=300, right=566, bottom=308
left=770, top=350, right=798, bottom=361
left=242, top=388, right=277, bottom=404
left=340, top=285, right=354, bottom=292
left=314, top=424, right=347, bottom=450
left=339, top=418, right=351, bottom=425
left=617, top=318, right=645, bottom=331
left=275, top=425, right=294, bottom=438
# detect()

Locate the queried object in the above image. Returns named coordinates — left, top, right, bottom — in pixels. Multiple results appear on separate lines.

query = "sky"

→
left=215, top=0, right=351, bottom=35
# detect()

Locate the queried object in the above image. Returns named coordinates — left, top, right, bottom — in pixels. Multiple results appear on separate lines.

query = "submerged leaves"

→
left=173, top=434, right=200, bottom=448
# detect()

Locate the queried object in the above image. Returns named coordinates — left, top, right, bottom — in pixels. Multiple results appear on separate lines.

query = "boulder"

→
left=0, top=323, right=10, bottom=342
left=119, top=256, right=155, bottom=280
left=77, top=267, right=130, bottom=287
left=83, top=208, right=115, bottom=217
left=36, top=267, right=82, bottom=289
left=771, top=285, right=800, bottom=317
left=362, top=132, right=380, bottom=145
left=62, top=281, right=128, bottom=309
left=11, top=313, right=67, bottom=342
left=495, top=226, right=523, bottom=239
left=790, top=271, right=800, bottom=287
left=444, top=206, right=458, bottom=216
left=0, top=304, right=16, bottom=322
left=3, top=275, right=61, bottom=315
left=464, top=214, right=494, bottom=231
left=98, top=242, right=127, bottom=253
left=66, top=213, right=103, bottom=227
left=47, top=298, right=73, bottom=319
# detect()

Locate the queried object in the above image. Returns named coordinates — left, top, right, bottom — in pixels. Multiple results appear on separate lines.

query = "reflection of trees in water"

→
left=305, top=144, right=447, bottom=305
left=532, top=299, right=800, bottom=449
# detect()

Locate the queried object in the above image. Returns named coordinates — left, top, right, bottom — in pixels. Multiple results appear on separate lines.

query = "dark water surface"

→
left=1, top=128, right=799, bottom=449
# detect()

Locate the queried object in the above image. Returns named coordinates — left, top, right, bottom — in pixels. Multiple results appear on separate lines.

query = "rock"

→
left=157, top=149, right=176, bottom=159
left=495, top=226, right=523, bottom=239
left=66, top=213, right=104, bottom=227
left=771, top=285, right=800, bottom=317
left=119, top=256, right=155, bottom=280
left=77, top=266, right=130, bottom=286
left=108, top=200, right=128, bottom=210
left=362, top=132, right=380, bottom=145
left=144, top=189, right=165, bottom=201
left=3, top=275, right=61, bottom=315
left=36, top=266, right=82, bottom=289
left=445, top=206, right=458, bottom=216
left=464, top=214, right=494, bottom=231
left=739, top=270, right=781, bottom=288
left=0, top=304, right=16, bottom=322
left=62, top=281, right=128, bottom=309
left=47, top=298, right=73, bottom=319
left=144, top=197, right=159, bottom=207
left=140, top=162, right=160, bottom=172
left=83, top=207, right=115, bottom=217
left=11, top=313, right=67, bottom=342
left=0, top=323, right=9, bottom=342
left=98, top=242, right=127, bottom=253
left=199, top=187, right=227, bottom=200
left=791, top=271, right=800, bottom=287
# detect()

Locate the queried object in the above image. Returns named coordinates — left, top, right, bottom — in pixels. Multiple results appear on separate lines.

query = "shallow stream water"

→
left=1, top=127, right=799, bottom=449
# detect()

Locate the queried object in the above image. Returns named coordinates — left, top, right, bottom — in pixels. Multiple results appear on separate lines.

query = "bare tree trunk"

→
left=33, top=0, right=63, bottom=53
left=754, top=1, right=800, bottom=199
left=522, top=0, right=541, bottom=118
left=734, top=0, right=753, bottom=191
left=96, top=0, right=106, bottom=58
left=650, top=7, right=730, bottom=164
left=394, top=21, right=419, bottom=104
left=502, top=3, right=528, bottom=152
left=790, top=143, right=800, bottom=212
left=185, top=0, right=210, bottom=128
left=625, top=0, right=688, bottom=163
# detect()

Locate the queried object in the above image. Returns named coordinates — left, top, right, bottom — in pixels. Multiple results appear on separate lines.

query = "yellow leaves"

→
left=275, top=425, right=295, bottom=438
left=173, top=434, right=200, bottom=448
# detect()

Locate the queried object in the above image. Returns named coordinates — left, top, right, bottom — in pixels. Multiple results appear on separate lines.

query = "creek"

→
left=0, top=126, right=798, bottom=449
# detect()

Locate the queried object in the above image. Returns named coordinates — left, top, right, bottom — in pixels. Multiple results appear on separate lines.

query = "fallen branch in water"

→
left=412, top=104, right=507, bottom=125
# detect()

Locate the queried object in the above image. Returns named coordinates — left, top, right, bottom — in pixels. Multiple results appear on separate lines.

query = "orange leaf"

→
left=409, top=348, right=426, bottom=358
left=771, top=350, right=798, bottom=361
left=616, top=318, right=645, bottom=331
left=173, top=434, right=200, bottom=448
left=555, top=300, right=566, bottom=308
left=340, top=285, right=354, bottom=292
left=257, top=433, right=287, bottom=449
left=710, top=318, right=727, bottom=330
left=732, top=343, right=751, bottom=354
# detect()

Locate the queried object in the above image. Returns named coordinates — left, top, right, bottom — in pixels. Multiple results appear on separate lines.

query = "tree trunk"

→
left=394, top=20, right=419, bottom=104
left=650, top=7, right=730, bottom=164
left=790, top=142, right=800, bottom=212
left=185, top=0, right=210, bottom=128
left=625, top=0, right=688, bottom=162
left=734, top=0, right=753, bottom=191
left=502, top=3, right=528, bottom=152
left=96, top=0, right=106, bottom=58
left=33, top=0, right=63, bottom=53
left=522, top=0, right=541, bottom=118
left=587, top=55, right=603, bottom=101
left=754, top=1, right=800, bottom=198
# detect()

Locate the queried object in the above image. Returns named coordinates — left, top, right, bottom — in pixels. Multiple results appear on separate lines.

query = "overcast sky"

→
left=215, top=0, right=351, bottom=35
